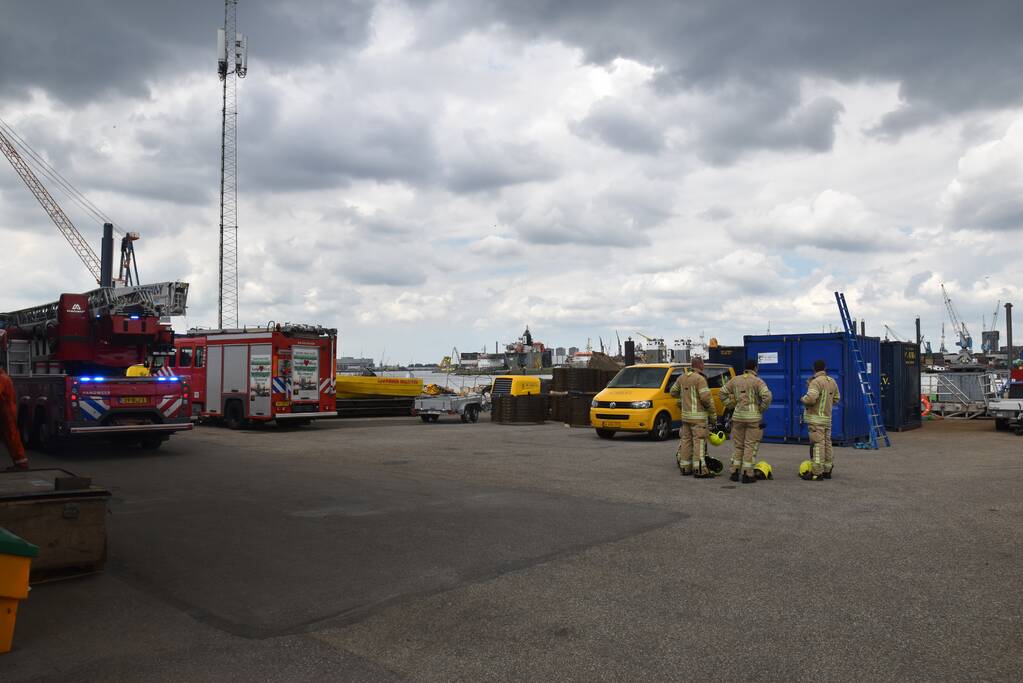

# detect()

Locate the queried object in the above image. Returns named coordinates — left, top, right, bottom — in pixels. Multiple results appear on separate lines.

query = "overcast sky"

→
left=2, top=0, right=1021, bottom=363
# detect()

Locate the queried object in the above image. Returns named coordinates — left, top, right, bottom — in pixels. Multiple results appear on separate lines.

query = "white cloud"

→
left=940, top=118, right=1023, bottom=232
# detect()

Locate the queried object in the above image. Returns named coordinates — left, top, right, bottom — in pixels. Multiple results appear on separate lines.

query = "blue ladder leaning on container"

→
left=834, top=291, right=891, bottom=450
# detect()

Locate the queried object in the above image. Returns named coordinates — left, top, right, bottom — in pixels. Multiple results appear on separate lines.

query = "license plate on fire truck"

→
left=119, top=397, right=148, bottom=405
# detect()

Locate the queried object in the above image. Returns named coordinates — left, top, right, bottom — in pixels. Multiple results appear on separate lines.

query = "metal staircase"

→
left=835, top=291, right=890, bottom=449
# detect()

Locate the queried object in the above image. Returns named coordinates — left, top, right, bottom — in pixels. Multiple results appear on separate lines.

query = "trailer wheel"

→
left=225, top=400, right=246, bottom=430
left=995, top=418, right=1010, bottom=432
left=421, top=415, right=433, bottom=423
left=467, top=405, right=480, bottom=423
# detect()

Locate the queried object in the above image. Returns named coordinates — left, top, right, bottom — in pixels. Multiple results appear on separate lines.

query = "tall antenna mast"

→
left=217, top=0, right=247, bottom=328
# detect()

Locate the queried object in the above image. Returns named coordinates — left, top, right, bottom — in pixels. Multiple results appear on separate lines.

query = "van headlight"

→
left=630, top=400, right=653, bottom=409
left=591, top=399, right=599, bottom=408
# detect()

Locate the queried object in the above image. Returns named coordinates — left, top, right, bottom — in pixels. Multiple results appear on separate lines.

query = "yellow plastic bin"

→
left=0, top=527, right=39, bottom=653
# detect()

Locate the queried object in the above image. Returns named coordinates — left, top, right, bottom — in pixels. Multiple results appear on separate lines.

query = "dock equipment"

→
left=835, top=292, right=890, bottom=449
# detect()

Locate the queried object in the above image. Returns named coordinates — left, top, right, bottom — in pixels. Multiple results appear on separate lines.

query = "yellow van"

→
left=589, top=363, right=735, bottom=440
left=491, top=375, right=542, bottom=397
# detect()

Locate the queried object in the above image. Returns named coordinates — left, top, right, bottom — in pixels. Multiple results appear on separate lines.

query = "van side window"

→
left=195, top=347, right=205, bottom=368
left=704, top=367, right=729, bottom=389
left=665, top=371, right=683, bottom=392
left=167, top=352, right=177, bottom=368
left=179, top=347, right=193, bottom=368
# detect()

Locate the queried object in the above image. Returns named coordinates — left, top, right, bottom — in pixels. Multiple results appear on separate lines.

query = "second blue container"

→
left=743, top=333, right=881, bottom=446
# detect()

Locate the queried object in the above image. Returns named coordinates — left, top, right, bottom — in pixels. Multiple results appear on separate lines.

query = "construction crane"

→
left=217, top=0, right=248, bottom=328
left=883, top=325, right=906, bottom=342
left=0, top=119, right=141, bottom=286
left=940, top=283, right=974, bottom=357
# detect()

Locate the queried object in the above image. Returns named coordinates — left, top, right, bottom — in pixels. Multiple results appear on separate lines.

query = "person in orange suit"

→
left=0, top=330, right=28, bottom=471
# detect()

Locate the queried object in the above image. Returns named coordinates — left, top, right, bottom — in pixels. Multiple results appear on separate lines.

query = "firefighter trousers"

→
left=1, top=411, right=27, bottom=468
left=729, top=421, right=761, bottom=476
left=808, top=424, right=833, bottom=475
left=676, top=421, right=709, bottom=473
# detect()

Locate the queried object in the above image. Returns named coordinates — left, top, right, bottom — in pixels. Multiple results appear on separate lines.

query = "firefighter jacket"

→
left=669, top=369, right=715, bottom=423
left=801, top=371, right=840, bottom=426
left=720, top=370, right=772, bottom=423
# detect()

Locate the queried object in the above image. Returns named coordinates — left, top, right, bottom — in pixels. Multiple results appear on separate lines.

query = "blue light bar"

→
left=80, top=377, right=92, bottom=382
left=130, top=315, right=140, bottom=320
left=92, top=376, right=105, bottom=381
left=168, top=377, right=180, bottom=382
left=156, top=377, right=168, bottom=382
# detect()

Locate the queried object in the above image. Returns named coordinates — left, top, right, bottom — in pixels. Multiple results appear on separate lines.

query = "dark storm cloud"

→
left=424, top=0, right=1023, bottom=140
left=0, top=0, right=374, bottom=105
left=443, top=132, right=559, bottom=193
left=571, top=98, right=664, bottom=154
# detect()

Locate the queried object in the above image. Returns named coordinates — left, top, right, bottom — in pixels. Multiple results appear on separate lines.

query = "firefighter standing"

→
left=0, top=332, right=29, bottom=471
left=719, top=359, right=772, bottom=484
left=801, top=359, right=840, bottom=480
left=669, top=357, right=716, bottom=477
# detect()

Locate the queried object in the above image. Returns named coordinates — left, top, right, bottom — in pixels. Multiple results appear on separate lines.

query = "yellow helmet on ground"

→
left=708, top=431, right=726, bottom=447
left=705, top=456, right=723, bottom=474
left=753, top=461, right=773, bottom=480
left=799, top=460, right=813, bottom=478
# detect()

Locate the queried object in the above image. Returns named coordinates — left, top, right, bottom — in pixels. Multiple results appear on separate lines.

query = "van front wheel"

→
left=649, top=412, right=672, bottom=441
left=595, top=429, right=615, bottom=439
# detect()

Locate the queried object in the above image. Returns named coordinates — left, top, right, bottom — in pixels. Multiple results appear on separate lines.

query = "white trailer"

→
left=412, top=394, right=483, bottom=423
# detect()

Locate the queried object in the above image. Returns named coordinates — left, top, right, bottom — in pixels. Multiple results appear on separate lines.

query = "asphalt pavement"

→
left=4, top=416, right=1021, bottom=681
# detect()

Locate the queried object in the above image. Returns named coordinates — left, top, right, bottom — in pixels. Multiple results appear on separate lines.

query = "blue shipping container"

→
left=743, top=333, right=881, bottom=446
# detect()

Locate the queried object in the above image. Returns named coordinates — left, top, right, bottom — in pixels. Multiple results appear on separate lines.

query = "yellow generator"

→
left=490, top=375, right=541, bottom=397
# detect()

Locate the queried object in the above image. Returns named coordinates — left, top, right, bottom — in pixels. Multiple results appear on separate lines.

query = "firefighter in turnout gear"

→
left=0, top=331, right=28, bottom=471
left=719, top=359, right=772, bottom=484
left=669, top=357, right=716, bottom=477
left=801, top=359, right=840, bottom=480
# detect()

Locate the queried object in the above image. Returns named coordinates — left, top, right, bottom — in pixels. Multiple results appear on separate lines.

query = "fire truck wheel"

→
left=224, top=401, right=246, bottom=430
left=33, top=414, right=55, bottom=453
left=18, top=411, right=32, bottom=447
left=140, top=436, right=163, bottom=450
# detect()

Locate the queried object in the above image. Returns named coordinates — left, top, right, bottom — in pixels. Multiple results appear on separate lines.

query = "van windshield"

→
left=607, top=367, right=668, bottom=389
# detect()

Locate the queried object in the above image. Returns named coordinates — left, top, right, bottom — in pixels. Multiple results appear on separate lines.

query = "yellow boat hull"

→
left=335, top=375, right=424, bottom=399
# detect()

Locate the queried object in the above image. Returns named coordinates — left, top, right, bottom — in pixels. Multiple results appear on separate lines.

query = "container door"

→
left=292, top=345, right=319, bottom=401
left=248, top=344, right=272, bottom=417
left=747, top=338, right=790, bottom=440
left=206, top=345, right=223, bottom=414
left=903, top=344, right=921, bottom=426
left=795, top=337, right=847, bottom=442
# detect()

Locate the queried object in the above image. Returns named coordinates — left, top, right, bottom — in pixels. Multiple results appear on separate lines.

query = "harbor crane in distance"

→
left=940, top=283, right=974, bottom=360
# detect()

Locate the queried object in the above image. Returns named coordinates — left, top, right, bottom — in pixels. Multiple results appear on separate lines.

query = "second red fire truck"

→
left=163, top=324, right=337, bottom=428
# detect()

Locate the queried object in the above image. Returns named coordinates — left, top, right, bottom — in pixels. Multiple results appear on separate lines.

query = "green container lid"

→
left=0, top=527, right=40, bottom=558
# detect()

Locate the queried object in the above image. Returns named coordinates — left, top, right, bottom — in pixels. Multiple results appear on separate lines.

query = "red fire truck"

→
left=0, top=284, right=193, bottom=450
left=165, top=324, right=337, bottom=428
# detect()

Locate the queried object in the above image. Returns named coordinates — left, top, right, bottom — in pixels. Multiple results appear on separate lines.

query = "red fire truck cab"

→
left=167, top=324, right=337, bottom=428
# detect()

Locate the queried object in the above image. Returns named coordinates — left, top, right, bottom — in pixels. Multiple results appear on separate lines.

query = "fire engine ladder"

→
left=835, top=291, right=890, bottom=449
left=0, top=283, right=189, bottom=335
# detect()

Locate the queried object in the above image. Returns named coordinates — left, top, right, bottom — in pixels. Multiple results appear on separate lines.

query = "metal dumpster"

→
left=744, top=333, right=881, bottom=445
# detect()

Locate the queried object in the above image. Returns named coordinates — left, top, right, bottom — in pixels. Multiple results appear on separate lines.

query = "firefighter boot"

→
left=741, top=472, right=756, bottom=484
left=729, top=470, right=740, bottom=482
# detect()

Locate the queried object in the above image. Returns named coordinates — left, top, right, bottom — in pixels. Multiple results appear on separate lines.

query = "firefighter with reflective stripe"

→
left=719, top=359, right=772, bottom=484
left=801, top=359, right=840, bottom=480
left=0, top=331, right=28, bottom=471
left=669, top=356, right=716, bottom=477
